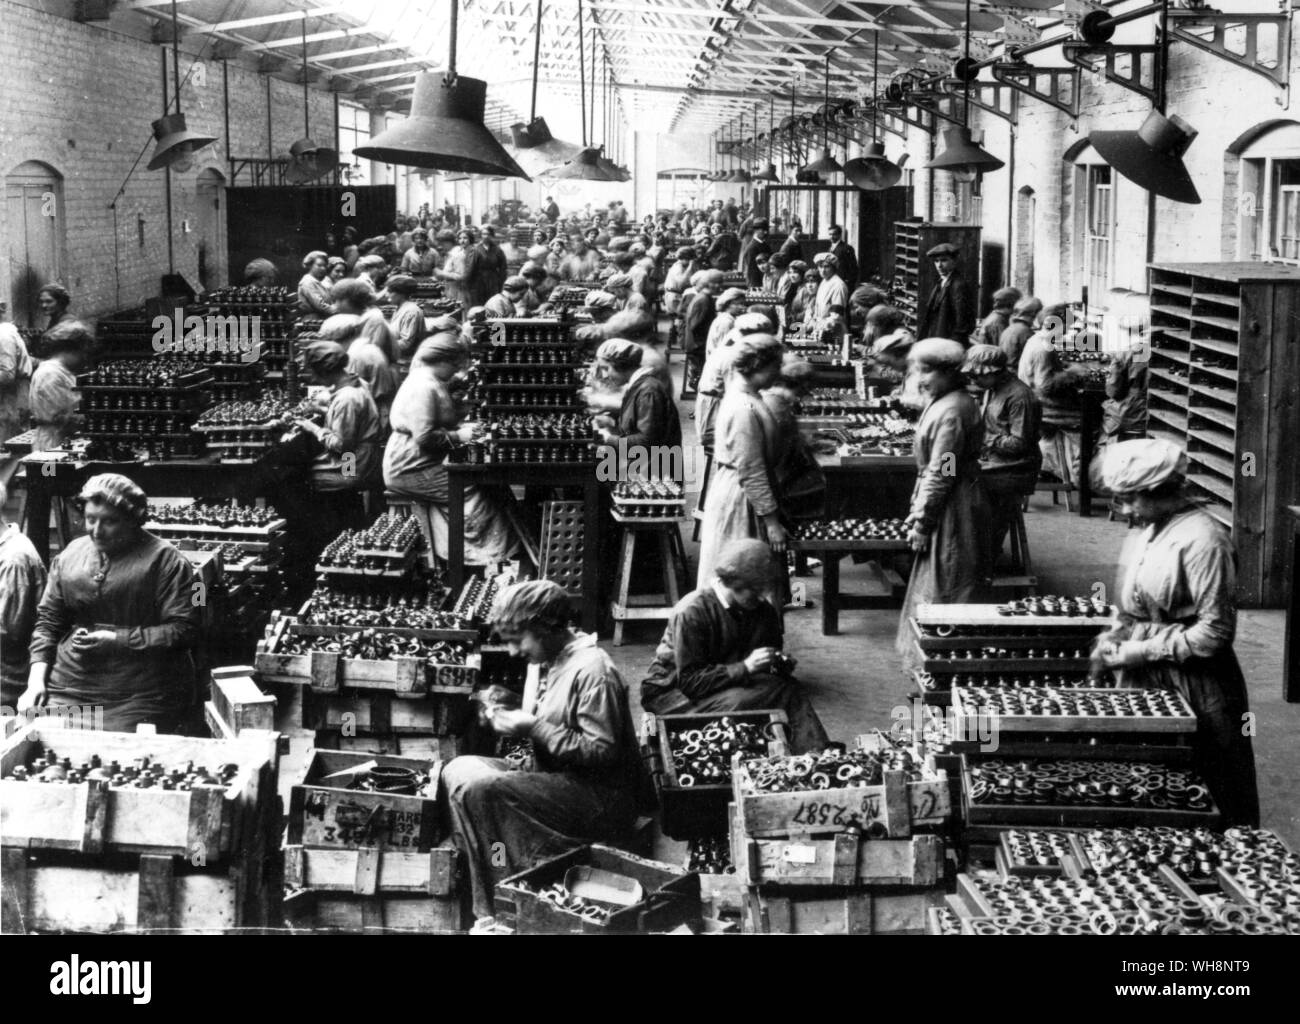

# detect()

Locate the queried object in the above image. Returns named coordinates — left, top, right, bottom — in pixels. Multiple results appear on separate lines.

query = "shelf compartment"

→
left=1187, top=448, right=1235, bottom=482
left=1187, top=471, right=1234, bottom=505
left=1150, top=346, right=1188, bottom=365
left=1190, top=313, right=1240, bottom=333
left=1186, top=427, right=1236, bottom=457
left=1151, top=303, right=1192, bottom=320
left=1147, top=407, right=1188, bottom=433
left=1191, top=289, right=1241, bottom=309
left=1188, top=380, right=1236, bottom=406
left=1148, top=367, right=1188, bottom=389
left=1187, top=404, right=1236, bottom=432
left=1188, top=360, right=1238, bottom=384
left=1190, top=336, right=1239, bottom=359
left=1150, top=281, right=1194, bottom=298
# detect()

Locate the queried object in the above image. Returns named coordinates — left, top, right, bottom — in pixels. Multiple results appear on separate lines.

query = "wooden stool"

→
left=1032, top=432, right=1077, bottom=512
left=609, top=519, right=690, bottom=646
left=691, top=452, right=714, bottom=542
left=990, top=502, right=1039, bottom=596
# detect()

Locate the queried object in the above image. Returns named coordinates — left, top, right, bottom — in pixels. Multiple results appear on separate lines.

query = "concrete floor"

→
left=607, top=356, right=1300, bottom=856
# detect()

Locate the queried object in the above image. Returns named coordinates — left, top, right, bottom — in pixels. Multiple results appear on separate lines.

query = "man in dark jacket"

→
left=639, top=539, right=829, bottom=753
left=827, top=224, right=859, bottom=291
left=917, top=242, right=974, bottom=344
left=464, top=226, right=507, bottom=306
left=976, top=286, right=1022, bottom=347
left=704, top=223, right=741, bottom=271
left=998, top=296, right=1042, bottom=367
left=682, top=269, right=723, bottom=388
left=738, top=219, right=771, bottom=288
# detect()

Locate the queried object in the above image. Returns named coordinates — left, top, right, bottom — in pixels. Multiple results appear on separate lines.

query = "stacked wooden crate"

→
left=730, top=734, right=952, bottom=934
left=1, top=719, right=281, bottom=934
left=281, top=748, right=465, bottom=933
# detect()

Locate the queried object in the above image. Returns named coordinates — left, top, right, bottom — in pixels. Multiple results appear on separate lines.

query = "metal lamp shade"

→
left=596, top=152, right=630, bottom=182
left=801, top=147, right=843, bottom=178
left=726, top=167, right=752, bottom=183
left=146, top=112, right=218, bottom=171
left=925, top=126, right=1005, bottom=174
left=1089, top=110, right=1200, bottom=205
left=285, top=137, right=340, bottom=183
left=752, top=163, right=780, bottom=183
left=510, top=117, right=584, bottom=175
left=842, top=141, right=902, bottom=190
left=354, top=73, right=530, bottom=180
left=551, top=147, right=623, bottom=182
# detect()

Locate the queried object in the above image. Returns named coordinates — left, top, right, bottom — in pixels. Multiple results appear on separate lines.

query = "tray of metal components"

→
left=494, top=844, right=702, bottom=934
left=790, top=517, right=911, bottom=550
left=645, top=711, right=788, bottom=839
left=919, top=644, right=1096, bottom=675
left=952, top=685, right=1196, bottom=735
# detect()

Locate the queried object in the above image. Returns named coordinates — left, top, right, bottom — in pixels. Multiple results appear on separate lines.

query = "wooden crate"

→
left=205, top=666, right=277, bottom=738
left=494, top=844, right=702, bottom=934
left=730, top=747, right=951, bottom=839
left=315, top=732, right=470, bottom=760
left=283, top=840, right=458, bottom=896
left=742, top=887, right=939, bottom=935
left=282, top=890, right=464, bottom=934
left=287, top=748, right=442, bottom=851
left=951, top=685, right=1197, bottom=737
left=0, top=721, right=278, bottom=863
left=645, top=710, right=789, bottom=839
left=1, top=849, right=276, bottom=934
left=733, top=811, right=944, bottom=887
left=301, top=689, right=474, bottom=737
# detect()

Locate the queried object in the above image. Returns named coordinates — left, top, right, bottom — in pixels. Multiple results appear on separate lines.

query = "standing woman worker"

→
left=696, top=334, right=787, bottom=589
left=1092, top=440, right=1259, bottom=826
left=896, top=338, right=991, bottom=672
left=20, top=474, right=202, bottom=733
left=437, top=227, right=476, bottom=315
left=443, top=580, right=641, bottom=919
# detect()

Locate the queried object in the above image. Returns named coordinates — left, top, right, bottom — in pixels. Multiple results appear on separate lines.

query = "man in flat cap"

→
left=975, top=286, right=1021, bottom=348
left=917, top=242, right=975, bottom=345
left=827, top=224, right=859, bottom=291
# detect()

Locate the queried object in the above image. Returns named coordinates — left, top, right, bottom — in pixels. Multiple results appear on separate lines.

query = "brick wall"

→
left=892, top=14, right=1298, bottom=312
left=0, top=0, right=339, bottom=323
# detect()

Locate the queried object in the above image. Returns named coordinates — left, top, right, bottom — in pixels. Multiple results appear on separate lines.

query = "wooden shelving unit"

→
left=891, top=221, right=982, bottom=332
left=1147, top=262, right=1300, bottom=606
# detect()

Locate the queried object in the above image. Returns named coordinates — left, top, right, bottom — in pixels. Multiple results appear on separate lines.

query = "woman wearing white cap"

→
left=297, top=251, right=336, bottom=317
left=705, top=287, right=748, bottom=358
left=895, top=338, right=991, bottom=671
left=1092, top=439, right=1259, bottom=826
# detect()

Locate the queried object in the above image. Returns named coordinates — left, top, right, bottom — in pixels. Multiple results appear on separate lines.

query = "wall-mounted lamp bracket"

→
left=991, top=62, right=1081, bottom=120
left=1060, top=41, right=1163, bottom=105
left=937, top=79, right=1019, bottom=124
left=1167, top=10, right=1290, bottom=94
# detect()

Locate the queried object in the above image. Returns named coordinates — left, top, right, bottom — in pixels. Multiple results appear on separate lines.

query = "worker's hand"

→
left=592, top=413, right=616, bottom=431
left=1100, top=640, right=1149, bottom=669
left=907, top=525, right=930, bottom=553
left=596, top=427, right=618, bottom=444
left=765, top=517, right=788, bottom=554
left=457, top=423, right=480, bottom=444
left=294, top=419, right=323, bottom=438
left=489, top=708, right=537, bottom=737
left=744, top=647, right=776, bottom=675
left=17, top=681, right=46, bottom=713
left=71, top=629, right=116, bottom=653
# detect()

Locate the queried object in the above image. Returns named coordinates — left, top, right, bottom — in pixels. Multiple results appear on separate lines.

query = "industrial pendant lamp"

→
left=286, top=18, right=339, bottom=183
left=147, top=0, right=217, bottom=171
left=926, top=0, right=1003, bottom=176
left=552, top=7, right=621, bottom=182
left=727, top=110, right=753, bottom=183
left=510, top=0, right=583, bottom=175
left=752, top=97, right=780, bottom=183
left=354, top=0, right=529, bottom=179
left=801, top=55, right=843, bottom=179
left=843, top=35, right=902, bottom=190
left=1083, top=2, right=1199, bottom=204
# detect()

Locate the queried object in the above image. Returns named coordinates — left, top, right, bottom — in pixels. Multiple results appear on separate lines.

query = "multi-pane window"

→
left=1086, top=165, right=1113, bottom=298
left=1236, top=121, right=1300, bottom=264
left=338, top=102, right=371, bottom=185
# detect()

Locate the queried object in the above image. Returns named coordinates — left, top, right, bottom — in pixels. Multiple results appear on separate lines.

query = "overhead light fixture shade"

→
left=146, top=112, right=217, bottom=171
left=550, top=146, right=622, bottom=181
left=726, top=167, right=752, bottom=183
left=354, top=72, right=530, bottom=180
left=925, top=126, right=1005, bottom=174
left=752, top=162, right=779, bottom=183
left=285, top=137, right=340, bottom=183
left=843, top=140, right=903, bottom=190
left=1089, top=110, right=1200, bottom=205
left=801, top=147, right=843, bottom=178
left=510, top=117, right=584, bottom=176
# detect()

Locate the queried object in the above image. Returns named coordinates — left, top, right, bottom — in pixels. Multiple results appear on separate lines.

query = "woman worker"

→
left=642, top=538, right=829, bottom=753
left=297, top=251, right=336, bottom=317
left=895, top=338, right=991, bottom=672
left=443, top=580, right=641, bottom=920
left=1091, top=439, right=1259, bottom=826
left=436, top=227, right=476, bottom=314
left=20, top=473, right=202, bottom=732
left=591, top=339, right=682, bottom=471
left=696, top=333, right=787, bottom=589
left=383, top=331, right=520, bottom=566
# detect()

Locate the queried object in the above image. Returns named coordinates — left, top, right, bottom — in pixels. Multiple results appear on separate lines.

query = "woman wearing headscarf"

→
left=29, top=320, right=90, bottom=454
left=20, top=473, right=202, bottom=733
left=436, top=226, right=476, bottom=314
left=384, top=332, right=520, bottom=566
left=706, top=287, right=748, bottom=358
left=297, top=251, right=336, bottom=317
left=294, top=339, right=383, bottom=537
left=1091, top=440, right=1259, bottom=826
left=385, top=274, right=428, bottom=370
left=697, top=334, right=787, bottom=589
left=696, top=312, right=769, bottom=455
left=641, top=538, right=829, bottom=753
left=682, top=269, right=723, bottom=391
left=327, top=256, right=349, bottom=287
left=317, top=313, right=398, bottom=428
left=661, top=246, right=697, bottom=317
left=895, top=338, right=992, bottom=672
left=591, top=340, right=682, bottom=479
left=442, top=580, right=641, bottom=920
left=790, top=267, right=820, bottom=325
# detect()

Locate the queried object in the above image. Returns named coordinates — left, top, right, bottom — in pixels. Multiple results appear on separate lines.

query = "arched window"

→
left=5, top=160, right=66, bottom=327
left=1231, top=120, right=1300, bottom=263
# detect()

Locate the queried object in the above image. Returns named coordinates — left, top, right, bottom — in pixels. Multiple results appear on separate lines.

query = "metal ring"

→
left=678, top=774, right=696, bottom=788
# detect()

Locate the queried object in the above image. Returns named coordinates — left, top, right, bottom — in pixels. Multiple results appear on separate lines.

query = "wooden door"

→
left=5, top=163, right=63, bottom=328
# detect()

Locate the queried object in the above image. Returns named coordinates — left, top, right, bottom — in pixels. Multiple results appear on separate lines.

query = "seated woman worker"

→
left=591, top=339, right=682, bottom=478
left=640, top=538, right=830, bottom=753
left=442, top=580, right=643, bottom=921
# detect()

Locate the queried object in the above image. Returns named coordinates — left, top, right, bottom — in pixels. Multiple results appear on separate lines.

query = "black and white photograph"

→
left=0, top=0, right=1295, bottom=993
